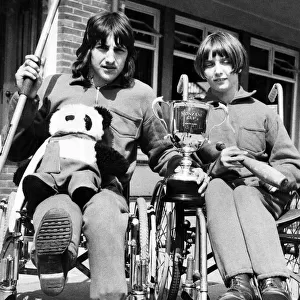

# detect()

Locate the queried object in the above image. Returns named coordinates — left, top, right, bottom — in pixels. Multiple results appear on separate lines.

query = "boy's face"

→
left=90, top=33, right=128, bottom=87
left=203, top=52, right=239, bottom=98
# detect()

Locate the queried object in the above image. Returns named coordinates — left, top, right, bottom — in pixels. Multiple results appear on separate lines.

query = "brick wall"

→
left=56, top=0, right=116, bottom=74
left=0, top=162, right=18, bottom=200
left=1, top=0, right=149, bottom=203
left=0, top=0, right=132, bottom=201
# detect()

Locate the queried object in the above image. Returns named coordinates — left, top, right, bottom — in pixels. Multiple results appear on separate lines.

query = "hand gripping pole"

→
left=0, top=0, right=61, bottom=174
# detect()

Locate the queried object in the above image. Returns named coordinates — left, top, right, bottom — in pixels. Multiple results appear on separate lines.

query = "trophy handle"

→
left=152, top=96, right=170, bottom=129
left=207, top=102, right=228, bottom=138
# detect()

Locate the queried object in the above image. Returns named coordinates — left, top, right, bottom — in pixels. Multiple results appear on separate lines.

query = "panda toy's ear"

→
left=94, top=106, right=113, bottom=129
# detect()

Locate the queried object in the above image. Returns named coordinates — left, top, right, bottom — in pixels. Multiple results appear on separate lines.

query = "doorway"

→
left=0, top=0, right=42, bottom=133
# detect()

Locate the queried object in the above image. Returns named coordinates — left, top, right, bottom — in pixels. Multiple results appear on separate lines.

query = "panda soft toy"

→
left=22, top=104, right=129, bottom=213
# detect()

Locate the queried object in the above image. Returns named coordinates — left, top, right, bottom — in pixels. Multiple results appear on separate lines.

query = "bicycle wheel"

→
left=279, top=192, right=300, bottom=300
left=149, top=180, right=181, bottom=300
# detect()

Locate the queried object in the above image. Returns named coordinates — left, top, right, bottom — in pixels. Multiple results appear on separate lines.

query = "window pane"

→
left=135, top=47, right=153, bottom=87
left=249, top=45, right=269, bottom=71
left=274, top=51, right=295, bottom=79
left=126, top=8, right=155, bottom=45
left=174, top=22, right=203, bottom=55
left=248, top=73, right=293, bottom=133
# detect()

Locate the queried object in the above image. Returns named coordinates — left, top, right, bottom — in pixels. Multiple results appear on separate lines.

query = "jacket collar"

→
left=204, top=85, right=256, bottom=104
left=69, top=75, right=125, bottom=89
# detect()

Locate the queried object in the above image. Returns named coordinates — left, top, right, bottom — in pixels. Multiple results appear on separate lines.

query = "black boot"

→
left=259, top=277, right=291, bottom=300
left=218, top=274, right=257, bottom=300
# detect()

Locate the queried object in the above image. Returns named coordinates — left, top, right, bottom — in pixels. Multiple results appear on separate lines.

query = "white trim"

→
left=291, top=70, right=299, bottom=142
left=173, top=50, right=196, bottom=61
left=175, top=15, right=238, bottom=38
left=126, top=1, right=160, bottom=95
left=249, top=68, right=296, bottom=83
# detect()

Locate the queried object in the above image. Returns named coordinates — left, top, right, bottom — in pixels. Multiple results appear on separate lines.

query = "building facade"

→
left=1, top=0, right=300, bottom=198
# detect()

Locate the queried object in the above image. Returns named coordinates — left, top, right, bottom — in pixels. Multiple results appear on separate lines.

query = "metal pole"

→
left=0, top=0, right=61, bottom=174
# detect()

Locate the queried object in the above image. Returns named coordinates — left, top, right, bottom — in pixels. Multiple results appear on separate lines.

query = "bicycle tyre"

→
left=136, top=197, right=149, bottom=261
left=167, top=257, right=181, bottom=300
left=150, top=181, right=181, bottom=300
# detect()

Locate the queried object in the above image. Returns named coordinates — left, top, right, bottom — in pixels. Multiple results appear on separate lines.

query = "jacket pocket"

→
left=237, top=126, right=266, bottom=155
left=110, top=109, right=142, bottom=139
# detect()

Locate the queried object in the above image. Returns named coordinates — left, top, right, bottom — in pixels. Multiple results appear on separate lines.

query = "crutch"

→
left=0, top=0, right=61, bottom=174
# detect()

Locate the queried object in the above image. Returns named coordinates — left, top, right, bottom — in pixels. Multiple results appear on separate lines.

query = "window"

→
left=125, top=2, right=161, bottom=94
left=172, top=16, right=237, bottom=100
left=249, top=38, right=299, bottom=132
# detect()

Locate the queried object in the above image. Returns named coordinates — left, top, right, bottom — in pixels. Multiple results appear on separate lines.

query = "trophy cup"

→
left=152, top=74, right=227, bottom=201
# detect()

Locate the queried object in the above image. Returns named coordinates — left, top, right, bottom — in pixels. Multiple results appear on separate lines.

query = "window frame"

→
left=250, top=38, right=299, bottom=83
left=125, top=1, right=161, bottom=94
left=174, top=15, right=238, bottom=61
left=249, top=37, right=299, bottom=139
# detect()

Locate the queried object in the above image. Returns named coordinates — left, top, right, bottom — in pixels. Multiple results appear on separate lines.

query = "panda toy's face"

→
left=49, top=104, right=108, bottom=141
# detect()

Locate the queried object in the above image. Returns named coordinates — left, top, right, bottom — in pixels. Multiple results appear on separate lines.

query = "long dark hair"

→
left=72, top=11, right=136, bottom=87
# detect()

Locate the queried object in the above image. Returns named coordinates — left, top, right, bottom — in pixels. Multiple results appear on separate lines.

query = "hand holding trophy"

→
left=152, top=74, right=228, bottom=201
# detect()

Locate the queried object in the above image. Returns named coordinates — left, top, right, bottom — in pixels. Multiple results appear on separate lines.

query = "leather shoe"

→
left=218, top=274, right=257, bottom=300
left=259, top=277, right=291, bottom=300
left=35, top=208, right=73, bottom=296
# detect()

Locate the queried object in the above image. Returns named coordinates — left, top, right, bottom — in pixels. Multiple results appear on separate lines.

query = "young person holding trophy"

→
left=5, top=11, right=210, bottom=300
left=194, top=31, right=300, bottom=300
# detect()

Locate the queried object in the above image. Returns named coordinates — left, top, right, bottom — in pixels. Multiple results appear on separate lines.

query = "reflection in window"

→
left=174, top=22, right=203, bottom=55
left=274, top=51, right=296, bottom=79
left=126, top=9, right=160, bottom=44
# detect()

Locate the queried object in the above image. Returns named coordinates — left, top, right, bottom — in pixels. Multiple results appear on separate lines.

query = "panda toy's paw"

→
left=95, top=142, right=130, bottom=177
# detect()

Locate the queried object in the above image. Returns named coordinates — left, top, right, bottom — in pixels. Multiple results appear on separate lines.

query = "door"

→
left=0, top=0, right=42, bottom=134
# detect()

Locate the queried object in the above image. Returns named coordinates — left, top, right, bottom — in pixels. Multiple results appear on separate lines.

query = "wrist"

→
left=17, top=91, right=39, bottom=105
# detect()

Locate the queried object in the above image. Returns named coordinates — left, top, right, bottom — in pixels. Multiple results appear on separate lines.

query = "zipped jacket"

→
left=6, top=73, right=180, bottom=188
left=197, top=86, right=300, bottom=192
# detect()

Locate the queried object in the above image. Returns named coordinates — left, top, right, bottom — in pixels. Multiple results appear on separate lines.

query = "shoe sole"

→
left=261, top=292, right=291, bottom=300
left=36, top=208, right=72, bottom=296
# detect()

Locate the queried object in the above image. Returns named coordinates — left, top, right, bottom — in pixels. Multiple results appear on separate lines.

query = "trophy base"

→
left=165, top=174, right=205, bottom=206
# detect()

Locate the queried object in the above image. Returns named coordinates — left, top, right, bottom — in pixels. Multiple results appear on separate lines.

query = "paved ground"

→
left=15, top=273, right=226, bottom=300
left=12, top=255, right=227, bottom=300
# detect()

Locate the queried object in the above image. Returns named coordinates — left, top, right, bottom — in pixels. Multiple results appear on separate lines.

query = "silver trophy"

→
left=152, top=74, right=227, bottom=192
